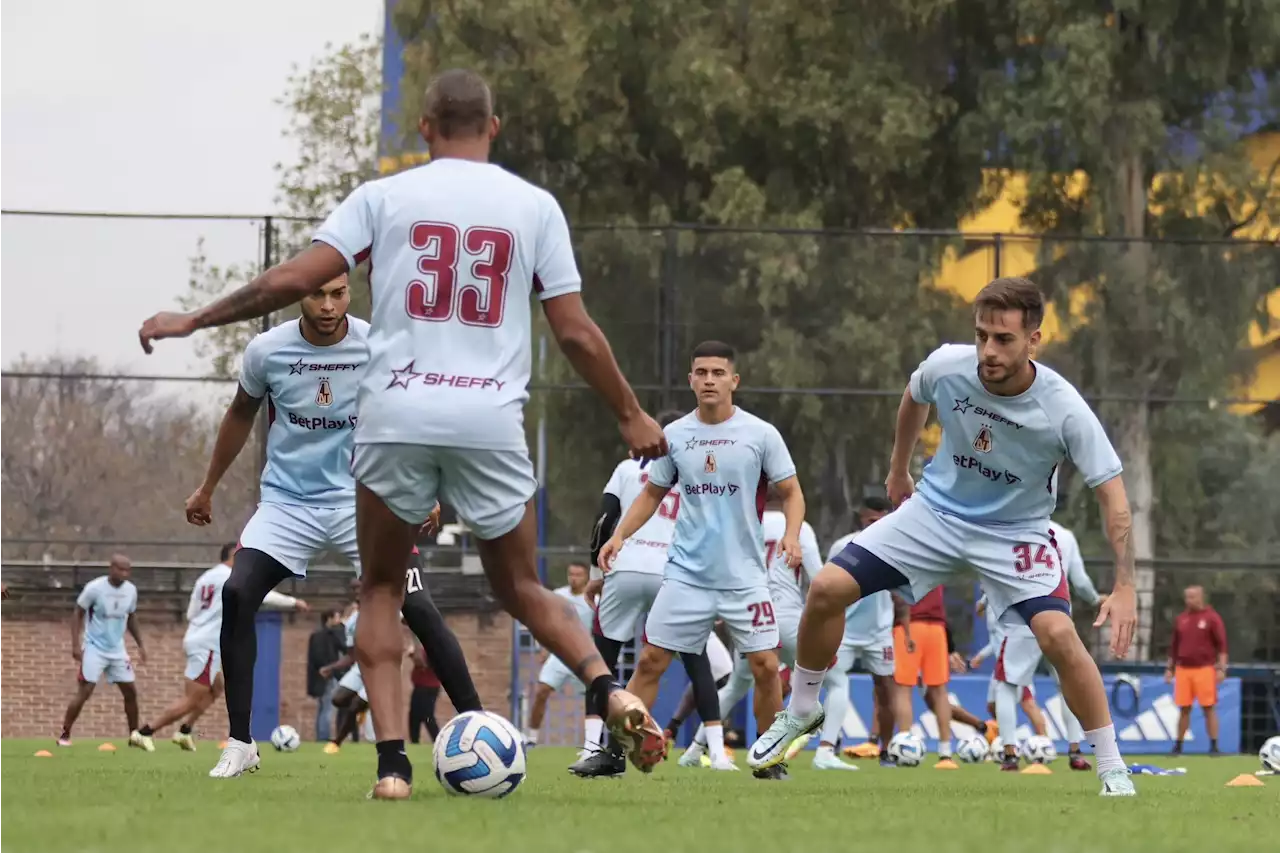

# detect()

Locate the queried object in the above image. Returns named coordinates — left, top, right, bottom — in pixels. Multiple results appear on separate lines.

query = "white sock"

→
left=583, top=717, right=604, bottom=751
left=523, top=729, right=538, bottom=744
left=815, top=744, right=835, bottom=759
left=938, top=738, right=953, bottom=758
left=1085, top=724, right=1124, bottom=775
left=705, top=724, right=726, bottom=761
left=787, top=664, right=827, bottom=718
left=693, top=723, right=708, bottom=747
left=820, top=670, right=849, bottom=745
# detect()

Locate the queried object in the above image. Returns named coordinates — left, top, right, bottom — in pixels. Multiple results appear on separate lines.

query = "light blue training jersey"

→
left=239, top=318, right=370, bottom=508
left=76, top=576, right=137, bottom=654
left=909, top=344, right=1122, bottom=525
left=647, top=407, right=797, bottom=591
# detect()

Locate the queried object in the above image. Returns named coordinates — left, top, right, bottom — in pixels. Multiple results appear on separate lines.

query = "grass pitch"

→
left=2, top=739, right=1274, bottom=853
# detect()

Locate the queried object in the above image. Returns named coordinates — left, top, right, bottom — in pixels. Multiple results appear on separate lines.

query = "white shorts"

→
left=239, top=501, right=359, bottom=578
left=844, top=495, right=1068, bottom=620
left=596, top=571, right=663, bottom=642
left=79, top=647, right=133, bottom=685
left=183, top=645, right=221, bottom=686
left=338, top=663, right=367, bottom=702
left=645, top=578, right=779, bottom=656
left=706, top=633, right=734, bottom=682
left=352, top=443, right=536, bottom=539
left=537, top=655, right=582, bottom=692
left=839, top=634, right=895, bottom=678
left=987, top=676, right=1038, bottom=704
left=995, top=624, right=1044, bottom=687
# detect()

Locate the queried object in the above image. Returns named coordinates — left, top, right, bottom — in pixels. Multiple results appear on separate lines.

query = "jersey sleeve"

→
left=762, top=425, right=798, bottom=484
left=1059, top=395, right=1123, bottom=488
left=313, top=183, right=374, bottom=271
left=185, top=582, right=202, bottom=622
left=908, top=344, right=968, bottom=405
left=75, top=580, right=98, bottom=611
left=238, top=334, right=270, bottom=399
left=800, top=523, right=823, bottom=582
left=646, top=450, right=677, bottom=489
left=1057, top=530, right=1100, bottom=606
left=603, top=461, right=627, bottom=498
left=532, top=193, right=582, bottom=301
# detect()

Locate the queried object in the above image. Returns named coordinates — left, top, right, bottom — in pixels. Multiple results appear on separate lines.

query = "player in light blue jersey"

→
left=750, top=278, right=1139, bottom=797
left=58, top=555, right=148, bottom=748
left=599, top=341, right=807, bottom=779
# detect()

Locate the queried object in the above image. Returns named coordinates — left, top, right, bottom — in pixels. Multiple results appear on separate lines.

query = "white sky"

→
left=1, top=0, right=383, bottom=376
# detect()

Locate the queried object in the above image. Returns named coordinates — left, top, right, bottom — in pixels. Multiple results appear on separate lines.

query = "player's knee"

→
left=747, top=651, right=779, bottom=681
left=634, top=645, right=672, bottom=678
left=1030, top=613, right=1080, bottom=661
left=807, top=568, right=856, bottom=615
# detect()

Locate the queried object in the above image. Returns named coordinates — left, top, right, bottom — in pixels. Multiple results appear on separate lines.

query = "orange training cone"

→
left=34, top=750, right=52, bottom=757
left=1021, top=763, right=1052, bottom=775
left=1225, top=774, right=1264, bottom=787
left=98, top=742, right=117, bottom=752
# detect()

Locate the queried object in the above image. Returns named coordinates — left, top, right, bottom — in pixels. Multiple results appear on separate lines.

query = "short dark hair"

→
left=657, top=409, right=684, bottom=428
left=566, top=560, right=589, bottom=571
left=421, top=69, right=493, bottom=139
left=974, top=277, right=1044, bottom=330
left=862, top=496, right=892, bottom=513
left=220, top=542, right=237, bottom=562
left=320, top=608, right=341, bottom=625
left=691, top=340, right=736, bottom=363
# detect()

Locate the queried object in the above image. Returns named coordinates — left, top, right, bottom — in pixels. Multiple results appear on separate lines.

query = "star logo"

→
left=387, top=361, right=423, bottom=390
left=289, top=358, right=306, bottom=376
left=685, top=438, right=698, bottom=451
left=953, top=396, right=974, bottom=414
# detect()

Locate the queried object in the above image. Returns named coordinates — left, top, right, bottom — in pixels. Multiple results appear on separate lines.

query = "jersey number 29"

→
left=406, top=222, right=514, bottom=328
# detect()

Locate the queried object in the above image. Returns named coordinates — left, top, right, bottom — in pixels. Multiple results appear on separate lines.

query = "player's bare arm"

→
left=542, top=293, right=666, bottom=460
left=886, top=388, right=930, bottom=505
left=127, top=612, right=147, bottom=665
left=185, top=386, right=264, bottom=526
left=597, top=482, right=667, bottom=571
left=139, top=243, right=348, bottom=353
left=70, top=606, right=85, bottom=661
left=1093, top=476, right=1138, bottom=657
left=892, top=592, right=915, bottom=653
left=773, top=475, right=805, bottom=568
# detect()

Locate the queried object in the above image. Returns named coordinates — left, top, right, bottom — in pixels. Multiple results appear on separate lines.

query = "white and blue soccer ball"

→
left=1260, top=735, right=1280, bottom=773
left=956, top=735, right=990, bottom=764
left=433, top=711, right=527, bottom=798
left=270, top=725, right=301, bottom=752
left=887, top=732, right=925, bottom=767
left=1021, top=735, right=1057, bottom=764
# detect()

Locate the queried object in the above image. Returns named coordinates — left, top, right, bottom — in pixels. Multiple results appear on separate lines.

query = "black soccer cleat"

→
left=568, top=747, right=626, bottom=778
left=752, top=762, right=790, bottom=781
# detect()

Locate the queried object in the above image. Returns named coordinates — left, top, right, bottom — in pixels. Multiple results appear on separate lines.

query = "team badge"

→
left=704, top=452, right=717, bottom=474
left=972, top=425, right=993, bottom=454
left=316, top=378, right=334, bottom=407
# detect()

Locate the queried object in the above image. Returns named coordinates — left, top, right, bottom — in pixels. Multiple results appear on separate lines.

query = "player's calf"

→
left=626, top=644, right=676, bottom=709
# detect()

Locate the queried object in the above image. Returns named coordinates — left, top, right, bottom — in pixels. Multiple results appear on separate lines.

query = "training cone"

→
left=98, top=742, right=117, bottom=752
left=1225, top=774, right=1264, bottom=787
left=935, top=758, right=960, bottom=770
left=218, top=740, right=228, bottom=750
left=33, top=750, right=52, bottom=757
left=1021, top=763, right=1052, bottom=775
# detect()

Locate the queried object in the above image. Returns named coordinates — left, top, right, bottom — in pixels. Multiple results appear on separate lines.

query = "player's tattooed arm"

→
left=1095, top=477, right=1135, bottom=588
left=193, top=244, right=349, bottom=330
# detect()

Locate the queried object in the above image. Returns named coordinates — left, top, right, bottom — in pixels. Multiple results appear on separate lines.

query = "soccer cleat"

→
left=678, top=742, right=707, bottom=768
left=323, top=742, right=341, bottom=755
left=784, top=733, right=812, bottom=761
left=1000, top=755, right=1021, bottom=772
left=1099, top=767, right=1137, bottom=797
left=708, top=756, right=739, bottom=771
left=844, top=740, right=880, bottom=759
left=752, top=763, right=789, bottom=781
left=172, top=732, right=196, bottom=752
left=56, top=737, right=72, bottom=748
left=813, top=750, right=859, bottom=771
left=605, top=689, right=666, bottom=773
left=747, top=708, right=824, bottom=770
left=369, top=775, right=412, bottom=800
left=568, top=746, right=626, bottom=778
left=1069, top=753, right=1092, bottom=772
left=984, top=719, right=999, bottom=744
left=129, top=730, right=155, bottom=753
left=208, top=738, right=260, bottom=778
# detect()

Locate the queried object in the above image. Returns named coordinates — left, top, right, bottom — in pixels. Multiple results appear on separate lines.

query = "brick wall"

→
left=0, top=609, right=513, bottom=741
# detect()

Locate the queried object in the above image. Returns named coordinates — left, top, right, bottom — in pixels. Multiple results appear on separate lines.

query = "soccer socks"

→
left=583, top=717, right=604, bottom=752
left=1085, top=724, right=1124, bottom=776
left=787, top=665, right=827, bottom=719
left=400, top=587, right=482, bottom=712
left=705, top=723, right=727, bottom=762
left=938, top=739, right=953, bottom=758
left=994, top=681, right=1019, bottom=757
left=221, top=548, right=292, bottom=743
left=819, top=670, right=850, bottom=746
left=376, top=739, right=411, bottom=781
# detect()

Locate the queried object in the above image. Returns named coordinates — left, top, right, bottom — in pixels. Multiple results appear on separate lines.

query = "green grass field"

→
left=2, top=739, right=1274, bottom=853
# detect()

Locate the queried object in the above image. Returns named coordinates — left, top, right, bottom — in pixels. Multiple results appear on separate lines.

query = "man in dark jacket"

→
left=308, top=609, right=346, bottom=742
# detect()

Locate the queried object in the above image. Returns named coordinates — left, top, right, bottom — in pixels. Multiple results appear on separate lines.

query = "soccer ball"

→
left=1021, top=735, right=1058, bottom=764
left=987, top=736, right=1005, bottom=761
left=1260, top=735, right=1280, bottom=773
left=887, top=732, right=925, bottom=767
left=956, top=735, right=990, bottom=764
left=270, top=725, right=301, bottom=752
left=433, top=711, right=527, bottom=798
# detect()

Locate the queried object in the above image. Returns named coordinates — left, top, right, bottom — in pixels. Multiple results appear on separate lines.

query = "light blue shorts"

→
left=239, top=502, right=359, bottom=577
left=645, top=578, right=779, bottom=656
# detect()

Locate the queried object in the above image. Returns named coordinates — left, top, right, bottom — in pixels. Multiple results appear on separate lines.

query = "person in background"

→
left=1166, top=585, right=1227, bottom=756
left=408, top=643, right=442, bottom=744
left=308, top=609, right=346, bottom=743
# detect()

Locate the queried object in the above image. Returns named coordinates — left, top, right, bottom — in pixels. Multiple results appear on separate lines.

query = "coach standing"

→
left=1165, top=585, right=1227, bottom=756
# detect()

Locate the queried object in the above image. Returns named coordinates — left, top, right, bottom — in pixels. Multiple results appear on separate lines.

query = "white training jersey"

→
left=183, top=563, right=297, bottom=652
left=554, top=585, right=594, bottom=631
left=1050, top=522, right=1100, bottom=606
left=827, top=533, right=895, bottom=645
left=604, top=458, right=678, bottom=576
left=313, top=159, right=582, bottom=452
left=760, top=510, right=822, bottom=614
left=76, top=576, right=138, bottom=655
left=344, top=610, right=359, bottom=649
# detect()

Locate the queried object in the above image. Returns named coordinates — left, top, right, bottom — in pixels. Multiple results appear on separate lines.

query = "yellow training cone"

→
left=1225, top=774, right=1265, bottom=787
left=1021, top=763, right=1052, bottom=775
left=935, top=758, right=960, bottom=770
left=34, top=750, right=52, bottom=757
left=98, top=742, right=117, bottom=752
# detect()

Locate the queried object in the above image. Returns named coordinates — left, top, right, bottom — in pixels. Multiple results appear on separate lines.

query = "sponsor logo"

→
left=290, top=358, right=359, bottom=376
left=952, top=396, right=1023, bottom=429
left=684, top=437, right=736, bottom=451
left=386, top=360, right=506, bottom=392
left=287, top=412, right=355, bottom=431
left=682, top=483, right=740, bottom=497
left=316, top=378, right=334, bottom=407
left=972, top=425, right=992, bottom=453
left=704, top=451, right=717, bottom=473
left=952, top=454, right=1021, bottom=485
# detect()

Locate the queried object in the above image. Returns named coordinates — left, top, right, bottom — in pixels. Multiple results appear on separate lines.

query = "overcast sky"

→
left=1, top=0, right=382, bottom=377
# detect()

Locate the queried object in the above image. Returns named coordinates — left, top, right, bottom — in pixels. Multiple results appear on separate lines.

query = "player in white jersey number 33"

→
left=748, top=278, right=1139, bottom=798
left=140, top=69, right=669, bottom=797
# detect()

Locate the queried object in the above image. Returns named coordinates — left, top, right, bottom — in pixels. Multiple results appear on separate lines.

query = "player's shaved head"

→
left=422, top=69, right=494, bottom=139
left=108, top=554, right=132, bottom=584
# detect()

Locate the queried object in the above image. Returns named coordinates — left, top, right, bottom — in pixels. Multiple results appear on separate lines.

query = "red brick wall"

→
left=0, top=609, right=513, bottom=740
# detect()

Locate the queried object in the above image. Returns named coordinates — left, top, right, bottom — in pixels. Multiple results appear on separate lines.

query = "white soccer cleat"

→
left=172, top=732, right=196, bottom=752
left=813, top=750, right=860, bottom=771
left=784, top=733, right=812, bottom=761
left=209, top=738, right=260, bottom=778
left=747, top=709, right=824, bottom=770
left=708, top=756, right=739, bottom=771
left=678, top=742, right=707, bottom=768
left=1099, top=767, right=1136, bottom=797
left=129, top=730, right=155, bottom=753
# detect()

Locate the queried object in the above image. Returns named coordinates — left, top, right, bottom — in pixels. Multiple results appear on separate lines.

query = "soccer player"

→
left=599, top=340, right=806, bottom=780
left=972, top=595, right=1048, bottom=770
left=139, top=69, right=668, bottom=797
left=679, top=495, right=824, bottom=769
left=134, top=543, right=308, bottom=751
left=748, top=278, right=1139, bottom=797
left=1166, top=584, right=1227, bottom=756
left=524, top=561, right=596, bottom=747
left=892, top=587, right=958, bottom=764
left=662, top=629, right=736, bottom=744
left=58, top=554, right=148, bottom=747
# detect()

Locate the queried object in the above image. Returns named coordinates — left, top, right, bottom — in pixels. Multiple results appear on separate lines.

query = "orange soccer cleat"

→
left=606, top=689, right=666, bottom=772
